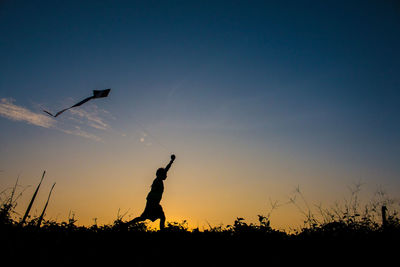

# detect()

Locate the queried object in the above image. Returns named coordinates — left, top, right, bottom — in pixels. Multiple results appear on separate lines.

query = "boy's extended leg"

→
left=159, top=213, right=166, bottom=230
left=128, top=216, right=145, bottom=226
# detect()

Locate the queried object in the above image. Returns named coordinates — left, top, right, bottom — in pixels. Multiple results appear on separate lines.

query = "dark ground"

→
left=2, top=216, right=399, bottom=266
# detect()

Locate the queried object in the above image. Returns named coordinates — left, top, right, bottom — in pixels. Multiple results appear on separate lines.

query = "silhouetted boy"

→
left=127, top=154, right=176, bottom=230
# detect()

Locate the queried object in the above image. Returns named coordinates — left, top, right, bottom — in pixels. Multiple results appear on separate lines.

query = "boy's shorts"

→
left=141, top=201, right=165, bottom=221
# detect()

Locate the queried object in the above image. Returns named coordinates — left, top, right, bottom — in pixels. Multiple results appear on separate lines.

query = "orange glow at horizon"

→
left=2, top=130, right=393, bottom=232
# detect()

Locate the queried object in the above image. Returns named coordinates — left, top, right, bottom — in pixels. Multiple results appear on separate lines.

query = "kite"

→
left=43, top=89, right=111, bottom=117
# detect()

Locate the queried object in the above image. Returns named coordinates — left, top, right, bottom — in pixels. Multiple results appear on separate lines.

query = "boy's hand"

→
left=164, top=154, right=175, bottom=173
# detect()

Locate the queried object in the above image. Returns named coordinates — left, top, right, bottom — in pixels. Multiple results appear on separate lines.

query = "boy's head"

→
left=156, top=168, right=167, bottom=180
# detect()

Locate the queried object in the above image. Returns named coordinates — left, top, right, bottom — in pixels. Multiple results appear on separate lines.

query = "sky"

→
left=0, top=0, right=399, bottom=230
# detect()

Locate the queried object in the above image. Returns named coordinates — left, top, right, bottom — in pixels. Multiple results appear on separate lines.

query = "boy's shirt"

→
left=146, top=178, right=164, bottom=203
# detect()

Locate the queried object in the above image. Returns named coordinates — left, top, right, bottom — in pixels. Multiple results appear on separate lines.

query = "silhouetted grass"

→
left=1, top=181, right=399, bottom=266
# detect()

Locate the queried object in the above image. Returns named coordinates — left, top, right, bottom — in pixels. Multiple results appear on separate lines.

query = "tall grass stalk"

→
left=37, top=182, right=56, bottom=227
left=20, top=171, right=45, bottom=224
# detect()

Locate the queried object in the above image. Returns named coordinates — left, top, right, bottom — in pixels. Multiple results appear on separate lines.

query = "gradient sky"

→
left=1, top=0, right=399, bottom=230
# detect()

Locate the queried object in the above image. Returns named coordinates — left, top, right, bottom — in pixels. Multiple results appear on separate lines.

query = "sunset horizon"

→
left=1, top=0, right=399, bottom=233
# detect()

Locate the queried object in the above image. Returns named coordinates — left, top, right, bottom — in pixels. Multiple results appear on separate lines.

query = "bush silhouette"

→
left=1, top=183, right=399, bottom=266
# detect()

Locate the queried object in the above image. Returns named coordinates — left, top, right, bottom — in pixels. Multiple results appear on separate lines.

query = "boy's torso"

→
left=146, top=178, right=164, bottom=203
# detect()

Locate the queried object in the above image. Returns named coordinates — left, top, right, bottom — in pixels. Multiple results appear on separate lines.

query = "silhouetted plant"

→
left=1, top=179, right=399, bottom=259
left=21, top=171, right=45, bottom=225
left=165, top=220, right=189, bottom=232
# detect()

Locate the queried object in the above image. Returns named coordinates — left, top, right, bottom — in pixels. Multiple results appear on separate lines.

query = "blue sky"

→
left=0, top=0, right=399, bottom=227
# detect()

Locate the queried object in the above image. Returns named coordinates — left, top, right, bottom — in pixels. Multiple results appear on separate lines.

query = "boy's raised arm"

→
left=165, top=154, right=176, bottom=173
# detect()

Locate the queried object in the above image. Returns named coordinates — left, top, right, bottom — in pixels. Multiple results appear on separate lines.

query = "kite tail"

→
left=70, top=96, right=94, bottom=108
left=42, top=89, right=110, bottom=118
left=42, top=96, right=95, bottom=117
left=43, top=110, right=55, bottom=117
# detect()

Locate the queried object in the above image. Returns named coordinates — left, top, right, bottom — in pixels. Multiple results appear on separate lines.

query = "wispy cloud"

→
left=0, top=98, right=105, bottom=142
left=0, top=98, right=56, bottom=128
left=60, top=126, right=102, bottom=142
left=69, top=107, right=109, bottom=130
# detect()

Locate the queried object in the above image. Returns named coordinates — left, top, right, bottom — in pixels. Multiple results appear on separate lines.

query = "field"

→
left=1, top=181, right=399, bottom=266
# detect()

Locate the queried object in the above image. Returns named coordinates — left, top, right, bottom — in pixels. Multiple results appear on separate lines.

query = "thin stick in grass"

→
left=37, top=182, right=56, bottom=228
left=21, top=171, right=46, bottom=225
